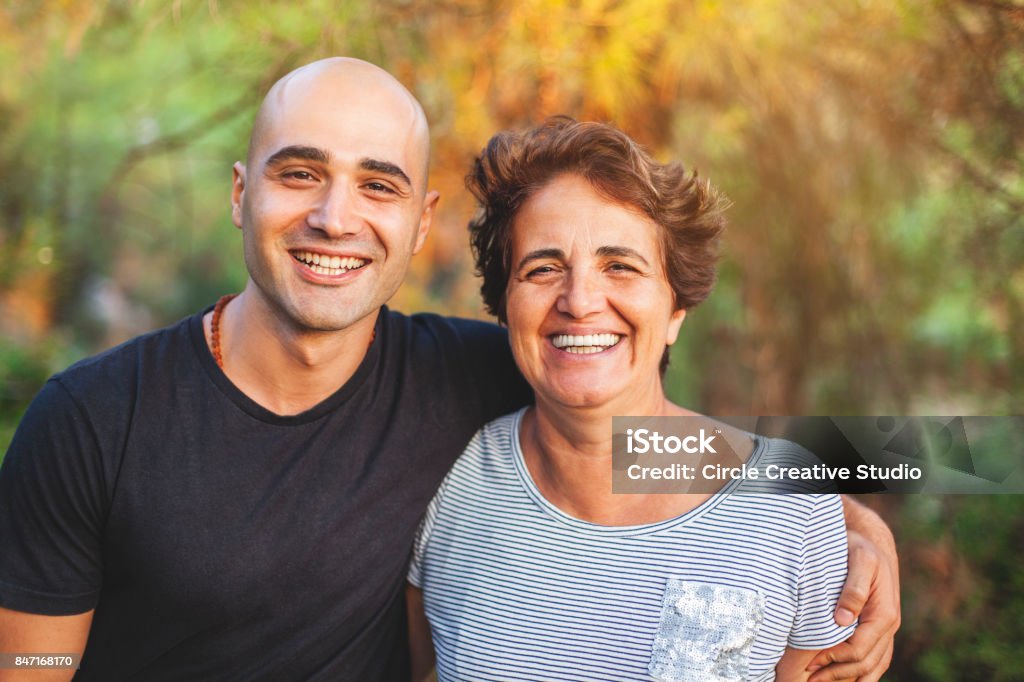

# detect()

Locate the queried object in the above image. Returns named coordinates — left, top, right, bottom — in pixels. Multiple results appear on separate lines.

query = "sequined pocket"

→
left=648, top=579, right=765, bottom=682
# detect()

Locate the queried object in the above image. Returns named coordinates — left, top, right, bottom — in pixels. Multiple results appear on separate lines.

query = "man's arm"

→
left=0, top=379, right=106, bottom=680
left=808, top=496, right=900, bottom=682
left=0, top=608, right=93, bottom=682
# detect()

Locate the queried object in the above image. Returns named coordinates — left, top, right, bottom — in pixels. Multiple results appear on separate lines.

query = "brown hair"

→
left=467, top=117, right=727, bottom=333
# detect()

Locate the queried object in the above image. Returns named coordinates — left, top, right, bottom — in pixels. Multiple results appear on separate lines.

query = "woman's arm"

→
left=406, top=584, right=435, bottom=682
left=808, top=496, right=900, bottom=682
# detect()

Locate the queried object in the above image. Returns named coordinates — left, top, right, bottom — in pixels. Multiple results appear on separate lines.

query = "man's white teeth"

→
left=294, top=251, right=367, bottom=275
left=551, top=333, right=622, bottom=353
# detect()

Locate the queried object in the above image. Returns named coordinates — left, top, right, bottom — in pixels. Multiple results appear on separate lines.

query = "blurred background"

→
left=0, top=0, right=1021, bottom=678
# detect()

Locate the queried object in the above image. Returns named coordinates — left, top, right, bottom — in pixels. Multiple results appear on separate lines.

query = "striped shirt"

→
left=410, top=409, right=855, bottom=681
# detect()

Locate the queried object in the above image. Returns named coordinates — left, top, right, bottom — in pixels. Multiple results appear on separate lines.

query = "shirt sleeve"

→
left=788, top=494, right=857, bottom=649
left=407, top=475, right=450, bottom=589
left=0, top=378, right=107, bottom=615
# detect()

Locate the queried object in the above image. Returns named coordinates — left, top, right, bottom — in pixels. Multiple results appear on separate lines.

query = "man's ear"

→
left=412, top=190, right=440, bottom=255
left=231, top=162, right=247, bottom=229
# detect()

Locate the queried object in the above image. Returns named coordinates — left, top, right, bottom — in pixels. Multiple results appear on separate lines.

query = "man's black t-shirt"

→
left=0, top=306, right=530, bottom=680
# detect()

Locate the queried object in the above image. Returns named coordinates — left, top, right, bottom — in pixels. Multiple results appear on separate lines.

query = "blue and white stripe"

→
left=410, top=409, right=855, bottom=681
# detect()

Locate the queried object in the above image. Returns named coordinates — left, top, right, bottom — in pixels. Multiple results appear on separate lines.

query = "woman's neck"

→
left=520, top=393, right=704, bottom=526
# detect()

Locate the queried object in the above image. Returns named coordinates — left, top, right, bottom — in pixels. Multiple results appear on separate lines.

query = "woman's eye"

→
left=608, top=262, right=637, bottom=273
left=526, top=265, right=558, bottom=277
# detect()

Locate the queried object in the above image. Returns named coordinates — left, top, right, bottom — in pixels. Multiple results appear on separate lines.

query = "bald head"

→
left=247, top=57, right=431, bottom=192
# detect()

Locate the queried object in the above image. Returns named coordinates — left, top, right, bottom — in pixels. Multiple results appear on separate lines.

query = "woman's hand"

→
left=807, top=497, right=900, bottom=682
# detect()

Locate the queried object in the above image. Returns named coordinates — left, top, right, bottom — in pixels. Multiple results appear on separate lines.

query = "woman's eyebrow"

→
left=516, top=248, right=564, bottom=271
left=597, top=245, right=650, bottom=267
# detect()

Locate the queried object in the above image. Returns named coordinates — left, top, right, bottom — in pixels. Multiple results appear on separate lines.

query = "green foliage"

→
left=0, top=333, right=81, bottom=461
left=892, top=496, right=1024, bottom=681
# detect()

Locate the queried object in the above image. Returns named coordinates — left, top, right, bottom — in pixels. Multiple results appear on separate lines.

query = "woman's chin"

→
left=532, top=368, right=668, bottom=415
left=535, top=382, right=625, bottom=412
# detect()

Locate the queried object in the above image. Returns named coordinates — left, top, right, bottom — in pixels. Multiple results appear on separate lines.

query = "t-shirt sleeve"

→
left=407, top=476, right=450, bottom=589
left=788, top=494, right=857, bottom=649
left=0, top=378, right=107, bottom=615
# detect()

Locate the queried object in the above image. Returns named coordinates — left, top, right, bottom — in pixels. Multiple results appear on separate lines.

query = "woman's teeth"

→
left=551, top=334, right=622, bottom=354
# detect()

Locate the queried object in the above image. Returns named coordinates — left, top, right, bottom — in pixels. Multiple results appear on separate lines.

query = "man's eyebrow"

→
left=516, top=248, right=565, bottom=271
left=360, top=158, right=412, bottom=189
left=597, top=245, right=651, bottom=267
left=265, top=145, right=331, bottom=167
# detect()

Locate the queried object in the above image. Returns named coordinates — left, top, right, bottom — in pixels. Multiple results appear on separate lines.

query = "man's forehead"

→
left=249, top=58, right=430, bottom=183
left=257, top=109, right=420, bottom=163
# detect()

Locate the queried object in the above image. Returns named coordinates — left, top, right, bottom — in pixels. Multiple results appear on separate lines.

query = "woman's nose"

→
left=556, top=269, right=606, bottom=319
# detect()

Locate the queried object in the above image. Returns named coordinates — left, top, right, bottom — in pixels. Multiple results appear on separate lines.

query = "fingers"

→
left=835, top=533, right=878, bottom=623
left=807, top=608, right=897, bottom=682
left=861, top=641, right=895, bottom=682
left=806, top=636, right=886, bottom=682
left=816, top=500, right=900, bottom=681
left=856, top=556, right=901, bottom=641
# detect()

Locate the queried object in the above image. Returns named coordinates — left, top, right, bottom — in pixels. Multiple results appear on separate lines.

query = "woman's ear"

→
left=666, top=307, right=687, bottom=345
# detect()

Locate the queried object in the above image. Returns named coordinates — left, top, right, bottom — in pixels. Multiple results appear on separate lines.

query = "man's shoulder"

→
left=383, top=308, right=503, bottom=335
left=6, top=311, right=204, bottom=479
left=381, top=308, right=507, bottom=354
left=53, top=311, right=200, bottom=398
left=378, top=308, right=528, bottom=420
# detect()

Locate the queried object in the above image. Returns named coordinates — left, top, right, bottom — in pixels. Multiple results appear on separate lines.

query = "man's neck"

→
left=203, top=288, right=378, bottom=416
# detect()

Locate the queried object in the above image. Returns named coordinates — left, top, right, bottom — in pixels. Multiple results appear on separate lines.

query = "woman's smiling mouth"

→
left=550, top=333, right=622, bottom=355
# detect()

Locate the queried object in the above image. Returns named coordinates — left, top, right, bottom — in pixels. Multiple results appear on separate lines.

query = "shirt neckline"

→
left=189, top=304, right=384, bottom=426
left=508, top=406, right=766, bottom=537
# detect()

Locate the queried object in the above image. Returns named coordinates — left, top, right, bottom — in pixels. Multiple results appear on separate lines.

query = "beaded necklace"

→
left=209, top=294, right=376, bottom=370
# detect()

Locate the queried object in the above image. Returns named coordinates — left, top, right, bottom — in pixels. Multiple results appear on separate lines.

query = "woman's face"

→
left=505, top=173, right=686, bottom=411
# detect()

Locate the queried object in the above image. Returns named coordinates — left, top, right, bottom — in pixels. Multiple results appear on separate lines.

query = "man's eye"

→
left=283, top=171, right=315, bottom=181
left=365, top=182, right=396, bottom=194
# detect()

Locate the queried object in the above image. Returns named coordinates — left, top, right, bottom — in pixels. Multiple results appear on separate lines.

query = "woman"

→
left=407, top=118, right=855, bottom=681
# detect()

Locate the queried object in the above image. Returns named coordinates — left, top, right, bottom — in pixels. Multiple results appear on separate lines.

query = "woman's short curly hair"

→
left=467, top=117, right=727, bottom=327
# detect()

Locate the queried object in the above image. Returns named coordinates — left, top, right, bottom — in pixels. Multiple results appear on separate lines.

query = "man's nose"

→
left=307, top=183, right=361, bottom=238
left=556, top=268, right=606, bottom=319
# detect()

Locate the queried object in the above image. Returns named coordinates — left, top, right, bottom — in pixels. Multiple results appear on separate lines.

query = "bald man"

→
left=0, top=58, right=529, bottom=680
left=0, top=59, right=898, bottom=681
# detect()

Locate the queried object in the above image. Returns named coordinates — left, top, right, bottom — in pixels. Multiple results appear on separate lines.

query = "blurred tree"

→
left=1, top=0, right=1019, bottom=416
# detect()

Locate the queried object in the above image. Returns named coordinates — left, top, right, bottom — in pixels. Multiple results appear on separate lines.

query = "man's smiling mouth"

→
left=292, top=250, right=369, bottom=276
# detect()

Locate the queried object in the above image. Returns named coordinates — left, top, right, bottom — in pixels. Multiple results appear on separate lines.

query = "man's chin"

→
left=297, top=312, right=375, bottom=334
left=275, top=299, right=378, bottom=335
left=253, top=278, right=388, bottom=334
